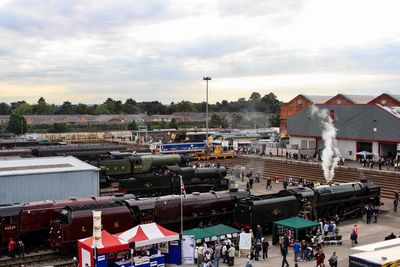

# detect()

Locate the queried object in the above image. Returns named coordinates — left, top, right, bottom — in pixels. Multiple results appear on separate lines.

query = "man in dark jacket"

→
left=280, top=244, right=289, bottom=267
left=262, top=238, right=269, bottom=260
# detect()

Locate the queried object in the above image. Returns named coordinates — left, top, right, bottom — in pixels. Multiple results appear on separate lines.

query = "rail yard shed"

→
left=0, top=156, right=99, bottom=204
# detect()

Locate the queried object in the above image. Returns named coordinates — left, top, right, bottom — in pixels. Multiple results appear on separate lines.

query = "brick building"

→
left=287, top=104, right=400, bottom=161
left=280, top=93, right=400, bottom=133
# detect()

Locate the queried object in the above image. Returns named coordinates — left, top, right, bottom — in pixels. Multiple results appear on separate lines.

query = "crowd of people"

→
left=234, top=143, right=400, bottom=173
left=195, top=239, right=237, bottom=267
left=362, top=204, right=380, bottom=224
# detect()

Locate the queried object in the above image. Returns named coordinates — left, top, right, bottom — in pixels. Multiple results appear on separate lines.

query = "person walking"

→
left=249, top=175, right=254, bottom=189
left=17, top=239, right=24, bottom=259
left=315, top=249, right=325, bottom=267
left=280, top=244, right=289, bottom=267
left=300, top=240, right=307, bottom=261
left=266, top=177, right=272, bottom=190
left=255, top=225, right=263, bottom=241
left=8, top=239, right=16, bottom=260
left=354, top=225, right=359, bottom=244
left=254, top=240, right=261, bottom=261
left=394, top=198, right=398, bottom=213
left=373, top=206, right=379, bottom=223
left=283, top=179, right=288, bottom=190
left=350, top=228, right=358, bottom=247
left=366, top=206, right=372, bottom=224
left=222, top=243, right=227, bottom=263
left=214, top=243, right=221, bottom=267
left=227, top=244, right=235, bottom=266
left=197, top=244, right=204, bottom=267
left=328, top=252, right=338, bottom=267
left=323, top=222, right=329, bottom=236
left=293, top=240, right=301, bottom=262
left=262, top=238, right=269, bottom=260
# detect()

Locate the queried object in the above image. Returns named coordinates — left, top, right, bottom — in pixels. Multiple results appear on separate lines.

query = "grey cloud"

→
left=155, top=37, right=253, bottom=59
left=0, top=0, right=177, bottom=36
left=348, top=41, right=400, bottom=73
left=216, top=0, right=304, bottom=17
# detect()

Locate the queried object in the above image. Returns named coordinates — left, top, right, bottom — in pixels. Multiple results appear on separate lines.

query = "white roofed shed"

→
left=0, top=156, right=99, bottom=204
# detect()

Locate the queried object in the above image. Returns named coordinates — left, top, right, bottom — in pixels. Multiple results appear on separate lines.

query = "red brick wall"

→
left=280, top=95, right=313, bottom=133
left=369, top=94, right=400, bottom=106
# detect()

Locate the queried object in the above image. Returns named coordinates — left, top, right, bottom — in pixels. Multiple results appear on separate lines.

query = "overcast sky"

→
left=1, top=0, right=400, bottom=104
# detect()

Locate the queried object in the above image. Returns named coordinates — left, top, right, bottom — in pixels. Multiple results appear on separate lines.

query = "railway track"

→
left=211, top=155, right=400, bottom=199
left=0, top=249, right=73, bottom=267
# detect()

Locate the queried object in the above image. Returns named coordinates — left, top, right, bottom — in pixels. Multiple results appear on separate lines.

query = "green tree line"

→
left=0, top=92, right=281, bottom=116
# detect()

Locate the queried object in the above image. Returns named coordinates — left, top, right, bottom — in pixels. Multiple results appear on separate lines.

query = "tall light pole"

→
left=203, top=77, right=211, bottom=142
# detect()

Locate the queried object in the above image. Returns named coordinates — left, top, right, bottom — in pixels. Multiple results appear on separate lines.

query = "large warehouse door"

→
left=380, top=143, right=397, bottom=159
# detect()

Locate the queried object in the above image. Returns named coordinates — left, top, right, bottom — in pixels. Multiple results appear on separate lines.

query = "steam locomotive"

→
left=0, top=180, right=380, bottom=250
left=233, top=180, right=380, bottom=229
left=118, top=166, right=229, bottom=196
left=92, top=154, right=189, bottom=181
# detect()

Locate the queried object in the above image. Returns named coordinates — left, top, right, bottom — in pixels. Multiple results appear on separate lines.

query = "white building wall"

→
left=0, top=170, right=99, bottom=204
left=336, top=139, right=357, bottom=160
left=289, top=136, right=316, bottom=149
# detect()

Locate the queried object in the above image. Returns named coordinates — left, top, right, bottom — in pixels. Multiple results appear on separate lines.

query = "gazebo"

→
left=116, top=222, right=179, bottom=247
left=116, top=222, right=181, bottom=265
left=78, top=230, right=129, bottom=267
left=272, top=217, right=321, bottom=245
left=182, top=224, right=240, bottom=241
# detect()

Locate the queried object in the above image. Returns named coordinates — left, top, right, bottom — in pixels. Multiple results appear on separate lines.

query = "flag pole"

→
left=180, top=175, right=183, bottom=234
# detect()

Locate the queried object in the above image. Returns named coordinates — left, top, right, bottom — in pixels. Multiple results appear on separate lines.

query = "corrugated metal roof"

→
left=287, top=104, right=400, bottom=141
left=302, top=95, right=332, bottom=103
left=0, top=156, right=98, bottom=176
left=341, top=94, right=375, bottom=104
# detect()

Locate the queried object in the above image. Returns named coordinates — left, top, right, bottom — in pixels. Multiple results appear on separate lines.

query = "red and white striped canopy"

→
left=78, top=230, right=128, bottom=254
left=116, top=223, right=179, bottom=248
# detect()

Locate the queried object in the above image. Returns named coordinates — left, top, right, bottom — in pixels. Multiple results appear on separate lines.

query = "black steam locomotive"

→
left=233, top=180, right=380, bottom=229
left=118, top=166, right=229, bottom=196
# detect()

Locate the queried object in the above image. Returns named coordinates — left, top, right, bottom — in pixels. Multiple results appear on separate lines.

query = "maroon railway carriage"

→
left=0, top=194, right=135, bottom=247
left=49, top=202, right=134, bottom=249
left=48, top=189, right=248, bottom=249
left=153, top=190, right=248, bottom=229
left=0, top=197, right=112, bottom=247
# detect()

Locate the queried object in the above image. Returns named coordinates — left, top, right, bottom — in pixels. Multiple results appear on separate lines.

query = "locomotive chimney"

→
left=92, top=211, right=102, bottom=248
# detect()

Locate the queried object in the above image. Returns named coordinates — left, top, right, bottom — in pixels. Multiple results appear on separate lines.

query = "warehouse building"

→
left=287, top=104, right=400, bottom=161
left=0, top=156, right=99, bottom=204
left=280, top=93, right=400, bottom=133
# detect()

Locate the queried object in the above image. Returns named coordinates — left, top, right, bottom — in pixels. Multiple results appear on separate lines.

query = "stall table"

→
left=115, top=254, right=165, bottom=267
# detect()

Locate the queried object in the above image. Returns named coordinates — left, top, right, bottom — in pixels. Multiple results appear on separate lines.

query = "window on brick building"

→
left=336, top=100, right=342, bottom=104
left=380, top=99, right=387, bottom=106
left=297, top=99, right=303, bottom=106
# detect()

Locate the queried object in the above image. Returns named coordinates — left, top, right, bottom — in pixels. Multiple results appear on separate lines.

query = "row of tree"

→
left=0, top=92, right=281, bottom=116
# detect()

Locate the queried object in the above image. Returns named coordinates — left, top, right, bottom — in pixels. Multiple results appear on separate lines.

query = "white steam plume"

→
left=310, top=105, right=341, bottom=183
